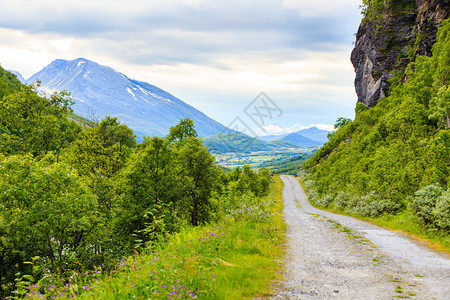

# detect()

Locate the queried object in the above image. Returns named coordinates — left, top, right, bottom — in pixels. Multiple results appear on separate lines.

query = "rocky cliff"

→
left=351, top=0, right=449, bottom=107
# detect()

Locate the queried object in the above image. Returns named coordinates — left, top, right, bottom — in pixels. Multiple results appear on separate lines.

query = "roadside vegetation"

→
left=301, top=20, right=450, bottom=251
left=259, top=152, right=314, bottom=175
left=0, top=68, right=285, bottom=299
left=11, top=177, right=285, bottom=300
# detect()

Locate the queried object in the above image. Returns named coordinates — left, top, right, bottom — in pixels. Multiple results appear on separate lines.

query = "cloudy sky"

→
left=0, top=0, right=362, bottom=135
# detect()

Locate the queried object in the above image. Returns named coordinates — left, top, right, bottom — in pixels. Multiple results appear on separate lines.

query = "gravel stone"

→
left=266, top=176, right=450, bottom=299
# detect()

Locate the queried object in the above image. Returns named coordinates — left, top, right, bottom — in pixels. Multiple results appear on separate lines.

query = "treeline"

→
left=302, top=20, right=450, bottom=235
left=202, top=133, right=298, bottom=154
left=0, top=68, right=271, bottom=298
left=259, top=152, right=313, bottom=175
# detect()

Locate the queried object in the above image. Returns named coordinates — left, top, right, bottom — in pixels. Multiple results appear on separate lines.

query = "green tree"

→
left=0, top=155, right=99, bottom=295
left=0, top=84, right=77, bottom=157
left=64, top=116, right=135, bottom=216
left=117, top=136, right=183, bottom=249
left=167, top=118, right=198, bottom=143
left=430, top=85, right=450, bottom=128
left=65, top=116, right=135, bottom=177
left=177, top=137, right=219, bottom=226
left=334, top=117, right=352, bottom=129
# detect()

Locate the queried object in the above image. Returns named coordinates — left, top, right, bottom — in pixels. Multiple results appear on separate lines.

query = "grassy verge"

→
left=22, top=177, right=285, bottom=299
left=297, top=177, right=450, bottom=254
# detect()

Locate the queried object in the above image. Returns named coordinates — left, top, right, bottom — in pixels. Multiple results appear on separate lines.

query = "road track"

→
left=271, top=175, right=450, bottom=299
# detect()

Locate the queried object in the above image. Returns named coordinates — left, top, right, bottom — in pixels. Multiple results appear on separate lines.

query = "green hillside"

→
left=203, top=132, right=299, bottom=154
left=267, top=140, right=300, bottom=149
left=302, top=20, right=450, bottom=244
left=259, top=151, right=314, bottom=175
left=0, top=66, right=22, bottom=97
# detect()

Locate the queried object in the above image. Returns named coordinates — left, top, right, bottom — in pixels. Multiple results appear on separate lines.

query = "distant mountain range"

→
left=290, top=127, right=330, bottom=144
left=202, top=126, right=331, bottom=154
left=280, top=133, right=322, bottom=148
left=20, top=58, right=228, bottom=140
left=202, top=132, right=300, bottom=154
left=10, top=58, right=332, bottom=149
left=256, top=127, right=331, bottom=148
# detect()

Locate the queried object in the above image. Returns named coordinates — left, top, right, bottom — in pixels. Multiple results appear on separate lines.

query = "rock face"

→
left=351, top=0, right=449, bottom=107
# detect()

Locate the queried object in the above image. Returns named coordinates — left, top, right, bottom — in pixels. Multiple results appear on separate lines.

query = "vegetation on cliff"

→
left=303, top=20, right=450, bottom=245
left=353, top=0, right=448, bottom=107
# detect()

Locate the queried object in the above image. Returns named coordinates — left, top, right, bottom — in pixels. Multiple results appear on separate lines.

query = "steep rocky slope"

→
left=351, top=0, right=449, bottom=107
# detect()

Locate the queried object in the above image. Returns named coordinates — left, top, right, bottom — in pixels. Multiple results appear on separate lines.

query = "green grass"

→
left=297, top=177, right=450, bottom=254
left=23, top=177, right=285, bottom=299
left=366, top=211, right=450, bottom=254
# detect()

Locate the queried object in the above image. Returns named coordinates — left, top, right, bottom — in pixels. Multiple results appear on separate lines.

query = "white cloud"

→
left=282, top=0, right=361, bottom=17
left=182, top=0, right=210, bottom=9
left=0, top=0, right=361, bottom=129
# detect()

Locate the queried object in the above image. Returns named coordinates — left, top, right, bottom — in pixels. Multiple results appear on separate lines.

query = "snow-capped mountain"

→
left=26, top=58, right=228, bottom=139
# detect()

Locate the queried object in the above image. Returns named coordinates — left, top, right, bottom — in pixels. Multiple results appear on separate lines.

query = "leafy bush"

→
left=410, top=185, right=443, bottom=227
left=434, top=191, right=450, bottom=231
left=0, top=154, right=100, bottom=289
left=410, top=185, right=450, bottom=232
left=333, top=191, right=355, bottom=211
left=315, top=194, right=333, bottom=208
left=352, top=193, right=402, bottom=217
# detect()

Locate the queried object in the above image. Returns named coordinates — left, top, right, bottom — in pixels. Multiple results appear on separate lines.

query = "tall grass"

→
left=16, top=177, right=285, bottom=299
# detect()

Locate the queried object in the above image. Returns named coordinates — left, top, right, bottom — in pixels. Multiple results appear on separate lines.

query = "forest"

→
left=0, top=70, right=274, bottom=298
left=302, top=20, right=450, bottom=243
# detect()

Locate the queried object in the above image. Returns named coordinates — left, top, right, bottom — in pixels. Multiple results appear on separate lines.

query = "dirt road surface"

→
left=271, top=175, right=450, bottom=299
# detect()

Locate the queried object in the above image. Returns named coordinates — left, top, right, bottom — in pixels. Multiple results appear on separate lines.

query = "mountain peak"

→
left=26, top=58, right=228, bottom=140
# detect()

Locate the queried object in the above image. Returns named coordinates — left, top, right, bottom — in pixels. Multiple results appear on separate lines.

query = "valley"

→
left=213, top=148, right=314, bottom=172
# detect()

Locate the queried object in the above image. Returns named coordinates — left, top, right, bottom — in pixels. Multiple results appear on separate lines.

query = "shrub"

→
left=308, top=190, right=319, bottom=202
left=434, top=191, right=450, bottom=231
left=333, top=191, right=355, bottom=211
left=315, top=194, right=333, bottom=208
left=410, top=185, right=444, bottom=228
left=352, top=192, right=402, bottom=217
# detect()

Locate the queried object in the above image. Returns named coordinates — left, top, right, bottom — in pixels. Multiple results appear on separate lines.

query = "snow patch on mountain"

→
left=26, top=58, right=228, bottom=140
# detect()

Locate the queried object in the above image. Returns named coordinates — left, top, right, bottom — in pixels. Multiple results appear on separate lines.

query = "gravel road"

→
left=270, top=175, right=450, bottom=299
